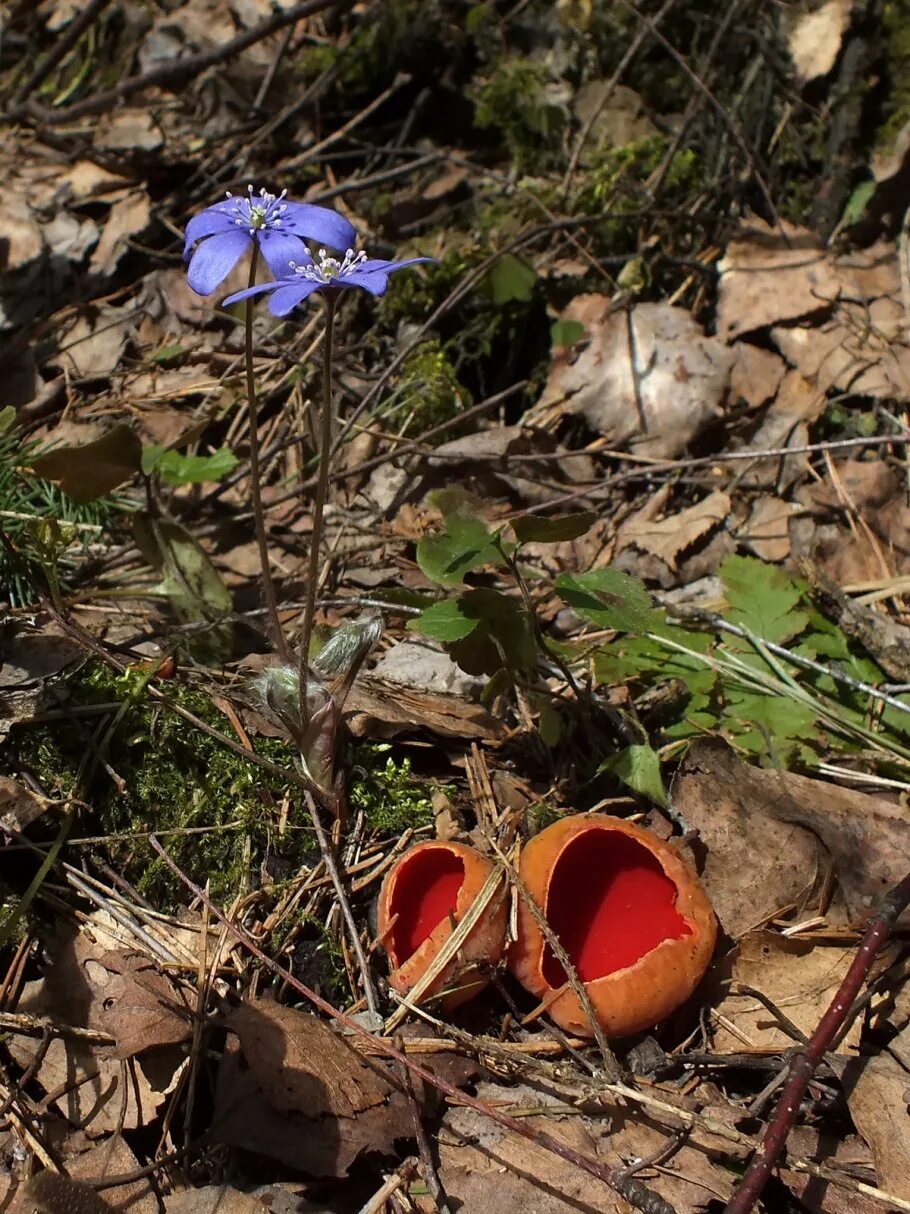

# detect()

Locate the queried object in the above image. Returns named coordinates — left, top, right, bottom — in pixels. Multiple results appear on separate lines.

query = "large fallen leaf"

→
left=786, top=0, right=853, bottom=84
left=90, top=191, right=152, bottom=276
left=532, top=296, right=732, bottom=458
left=52, top=305, right=134, bottom=379
left=739, top=369, right=827, bottom=489
left=438, top=1081, right=735, bottom=1213
left=671, top=740, right=827, bottom=937
left=846, top=1034, right=910, bottom=1200
left=712, top=931, right=861, bottom=1052
left=617, top=490, right=730, bottom=571
left=30, top=424, right=142, bottom=502
left=67, top=1133, right=159, bottom=1214
left=716, top=218, right=842, bottom=340
left=673, top=739, right=910, bottom=932
left=212, top=998, right=413, bottom=1177
left=0, top=776, right=51, bottom=832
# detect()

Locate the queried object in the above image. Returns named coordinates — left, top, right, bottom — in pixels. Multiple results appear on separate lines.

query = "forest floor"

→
left=1, top=2, right=910, bottom=1212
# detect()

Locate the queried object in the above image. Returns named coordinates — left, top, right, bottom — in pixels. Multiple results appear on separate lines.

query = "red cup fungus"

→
left=377, top=840, right=508, bottom=1011
left=509, top=814, right=717, bottom=1037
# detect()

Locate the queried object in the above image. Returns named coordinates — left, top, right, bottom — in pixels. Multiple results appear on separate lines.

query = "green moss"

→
left=11, top=662, right=310, bottom=907
left=385, top=340, right=473, bottom=438
left=878, top=1, right=910, bottom=154
left=349, top=744, right=439, bottom=833
left=471, top=56, right=566, bottom=171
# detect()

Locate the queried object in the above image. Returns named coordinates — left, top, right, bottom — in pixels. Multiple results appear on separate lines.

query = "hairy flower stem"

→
left=298, top=290, right=339, bottom=726
left=244, top=245, right=288, bottom=660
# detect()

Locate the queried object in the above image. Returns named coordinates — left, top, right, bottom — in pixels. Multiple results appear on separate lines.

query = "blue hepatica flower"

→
left=184, top=185, right=357, bottom=296
left=222, top=247, right=433, bottom=315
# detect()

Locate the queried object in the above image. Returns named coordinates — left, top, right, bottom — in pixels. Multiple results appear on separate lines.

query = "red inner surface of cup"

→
left=541, top=830, right=692, bottom=987
left=389, top=849, right=466, bottom=962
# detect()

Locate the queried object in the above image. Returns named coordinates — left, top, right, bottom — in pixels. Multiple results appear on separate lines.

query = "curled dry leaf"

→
left=712, top=930, right=863, bottom=1053
left=846, top=1024, right=910, bottom=1201
left=212, top=998, right=415, bottom=1177
left=616, top=489, right=731, bottom=572
left=672, top=739, right=910, bottom=934
left=532, top=296, right=732, bottom=458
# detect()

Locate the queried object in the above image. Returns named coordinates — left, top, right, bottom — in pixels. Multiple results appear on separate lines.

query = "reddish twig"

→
left=148, top=836, right=676, bottom=1214
left=7, top=0, right=354, bottom=124
left=724, top=869, right=910, bottom=1214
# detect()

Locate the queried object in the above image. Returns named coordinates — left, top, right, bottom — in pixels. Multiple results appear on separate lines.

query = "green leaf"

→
left=408, top=598, right=482, bottom=643
left=549, top=318, right=586, bottom=347
left=133, top=514, right=233, bottom=663
left=600, top=744, right=668, bottom=807
left=841, top=179, right=875, bottom=227
left=537, top=699, right=563, bottom=747
left=416, top=514, right=504, bottom=586
left=486, top=254, right=537, bottom=304
left=555, top=567, right=656, bottom=633
left=722, top=688, right=817, bottom=766
left=156, top=447, right=239, bottom=485
left=30, top=424, right=142, bottom=503
left=512, top=511, right=597, bottom=544
left=0, top=406, right=16, bottom=436
left=720, top=555, right=808, bottom=644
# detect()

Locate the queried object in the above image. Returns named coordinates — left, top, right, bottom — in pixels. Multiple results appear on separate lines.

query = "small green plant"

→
left=349, top=743, right=440, bottom=833
left=471, top=56, right=566, bottom=169
left=0, top=408, right=119, bottom=607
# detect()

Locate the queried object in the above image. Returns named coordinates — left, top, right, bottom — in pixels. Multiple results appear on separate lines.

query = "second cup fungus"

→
left=377, top=840, right=508, bottom=1011
left=510, top=814, right=717, bottom=1037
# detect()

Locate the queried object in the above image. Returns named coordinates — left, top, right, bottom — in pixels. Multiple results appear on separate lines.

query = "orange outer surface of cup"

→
left=378, top=840, right=508, bottom=1012
left=509, top=814, right=717, bottom=1038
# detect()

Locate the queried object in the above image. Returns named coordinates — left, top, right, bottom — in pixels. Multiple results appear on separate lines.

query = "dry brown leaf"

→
left=673, top=739, right=910, bottom=932
left=786, top=0, right=853, bottom=84
left=533, top=296, right=732, bottom=458
left=52, top=307, right=133, bottom=380
left=90, top=192, right=152, bottom=277
left=212, top=998, right=413, bottom=1177
left=0, top=777, right=50, bottom=833
left=738, top=495, right=794, bottom=562
left=740, top=369, right=827, bottom=489
left=846, top=1042, right=910, bottom=1200
left=438, top=1082, right=735, bottom=1213
left=345, top=675, right=507, bottom=743
left=165, top=1188, right=272, bottom=1214
left=772, top=296, right=910, bottom=401
left=572, top=82, right=658, bottom=164
left=67, top=1134, right=158, bottom=1214
left=671, top=740, right=822, bottom=937
left=7, top=1026, right=177, bottom=1134
left=95, top=110, right=163, bottom=152
left=712, top=931, right=861, bottom=1052
left=729, top=342, right=787, bottom=409
left=617, top=490, right=730, bottom=570
left=716, top=218, right=842, bottom=341
left=0, top=624, right=83, bottom=688
left=15, top=927, right=192, bottom=1058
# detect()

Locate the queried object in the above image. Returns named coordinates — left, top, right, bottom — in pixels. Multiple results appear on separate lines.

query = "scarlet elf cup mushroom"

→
left=509, top=814, right=717, bottom=1037
left=378, top=840, right=508, bottom=1011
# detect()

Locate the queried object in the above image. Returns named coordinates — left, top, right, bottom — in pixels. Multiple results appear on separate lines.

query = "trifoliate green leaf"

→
left=720, top=555, right=808, bottom=644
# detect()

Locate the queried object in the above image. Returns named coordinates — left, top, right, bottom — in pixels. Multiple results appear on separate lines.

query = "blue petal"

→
left=282, top=203, right=357, bottom=251
left=187, top=229, right=252, bottom=295
left=344, top=270, right=391, bottom=296
left=183, top=206, right=236, bottom=257
left=222, top=282, right=280, bottom=307
left=267, top=281, right=324, bottom=315
left=259, top=230, right=310, bottom=278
